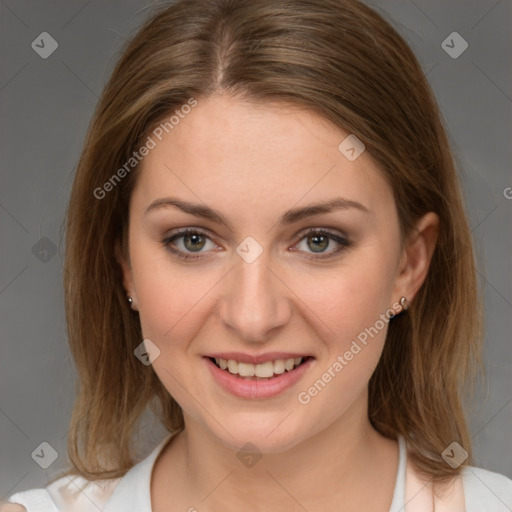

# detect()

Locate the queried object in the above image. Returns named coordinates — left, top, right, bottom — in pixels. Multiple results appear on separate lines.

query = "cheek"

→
left=293, top=268, right=393, bottom=426
left=135, top=263, right=210, bottom=344
left=303, top=255, right=395, bottom=340
left=132, top=254, right=216, bottom=405
left=296, top=252, right=396, bottom=392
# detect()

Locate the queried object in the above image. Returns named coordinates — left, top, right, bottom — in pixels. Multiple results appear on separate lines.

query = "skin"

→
left=115, top=93, right=439, bottom=512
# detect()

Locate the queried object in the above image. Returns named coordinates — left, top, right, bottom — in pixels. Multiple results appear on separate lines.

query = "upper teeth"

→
left=215, top=357, right=303, bottom=377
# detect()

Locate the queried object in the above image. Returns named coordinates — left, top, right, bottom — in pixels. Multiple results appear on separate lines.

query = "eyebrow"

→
left=143, top=196, right=370, bottom=228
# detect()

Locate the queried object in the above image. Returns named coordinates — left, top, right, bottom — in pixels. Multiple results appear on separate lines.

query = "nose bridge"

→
left=220, top=240, right=290, bottom=341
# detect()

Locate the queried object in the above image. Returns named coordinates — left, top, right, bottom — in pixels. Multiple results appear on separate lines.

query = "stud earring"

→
left=400, top=296, right=409, bottom=311
left=127, top=296, right=133, bottom=305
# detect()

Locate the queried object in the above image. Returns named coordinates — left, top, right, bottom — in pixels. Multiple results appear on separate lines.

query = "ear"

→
left=393, top=212, right=439, bottom=304
left=115, top=238, right=137, bottom=308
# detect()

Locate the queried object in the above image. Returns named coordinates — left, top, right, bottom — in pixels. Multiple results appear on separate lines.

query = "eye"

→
left=292, top=228, right=350, bottom=260
left=162, top=227, right=351, bottom=262
left=161, top=228, right=217, bottom=261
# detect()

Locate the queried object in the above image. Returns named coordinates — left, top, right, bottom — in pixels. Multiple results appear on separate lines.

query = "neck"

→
left=153, top=392, right=399, bottom=512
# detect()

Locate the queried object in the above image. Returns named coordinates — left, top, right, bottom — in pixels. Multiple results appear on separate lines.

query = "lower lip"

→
left=204, top=357, right=314, bottom=399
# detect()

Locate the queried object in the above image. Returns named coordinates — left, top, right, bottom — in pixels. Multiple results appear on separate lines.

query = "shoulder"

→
left=461, top=465, right=512, bottom=510
left=3, top=473, right=121, bottom=512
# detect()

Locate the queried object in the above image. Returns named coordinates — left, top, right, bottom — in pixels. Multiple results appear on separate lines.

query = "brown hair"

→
left=61, top=0, right=483, bottom=485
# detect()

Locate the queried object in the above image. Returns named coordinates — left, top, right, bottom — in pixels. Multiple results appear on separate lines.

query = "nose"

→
left=219, top=247, right=292, bottom=343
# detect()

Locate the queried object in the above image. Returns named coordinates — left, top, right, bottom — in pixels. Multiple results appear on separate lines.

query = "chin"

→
left=203, top=412, right=311, bottom=454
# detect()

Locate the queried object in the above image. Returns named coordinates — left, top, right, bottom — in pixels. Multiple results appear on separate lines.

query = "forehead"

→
left=132, top=94, right=393, bottom=221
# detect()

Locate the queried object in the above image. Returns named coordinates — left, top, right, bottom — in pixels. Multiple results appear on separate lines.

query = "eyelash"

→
left=161, top=227, right=351, bottom=262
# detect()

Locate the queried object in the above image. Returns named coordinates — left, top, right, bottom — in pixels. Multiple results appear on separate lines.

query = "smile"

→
left=204, top=355, right=314, bottom=399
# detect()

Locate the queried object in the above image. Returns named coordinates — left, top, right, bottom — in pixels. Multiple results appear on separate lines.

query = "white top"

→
left=5, top=433, right=512, bottom=511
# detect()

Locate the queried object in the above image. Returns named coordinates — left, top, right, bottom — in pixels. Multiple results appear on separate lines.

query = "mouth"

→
left=204, top=355, right=315, bottom=399
left=208, top=356, right=312, bottom=380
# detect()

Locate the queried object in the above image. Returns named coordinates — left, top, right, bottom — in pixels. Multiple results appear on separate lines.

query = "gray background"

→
left=1, top=0, right=511, bottom=500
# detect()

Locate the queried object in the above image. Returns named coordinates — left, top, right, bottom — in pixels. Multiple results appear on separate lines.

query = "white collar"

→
left=103, top=432, right=177, bottom=511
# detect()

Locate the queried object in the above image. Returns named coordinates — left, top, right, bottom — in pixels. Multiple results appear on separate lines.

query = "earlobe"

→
left=395, top=212, right=439, bottom=303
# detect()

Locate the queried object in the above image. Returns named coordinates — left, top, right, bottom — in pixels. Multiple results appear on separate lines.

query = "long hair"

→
left=61, top=0, right=483, bottom=484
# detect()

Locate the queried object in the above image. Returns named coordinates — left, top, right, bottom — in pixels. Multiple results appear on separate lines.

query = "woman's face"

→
left=118, top=93, right=420, bottom=453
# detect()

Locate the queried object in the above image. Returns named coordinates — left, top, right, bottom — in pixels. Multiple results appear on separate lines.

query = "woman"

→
left=4, top=0, right=512, bottom=510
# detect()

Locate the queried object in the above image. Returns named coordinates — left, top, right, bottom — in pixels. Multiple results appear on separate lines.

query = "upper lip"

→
left=204, top=352, right=313, bottom=364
